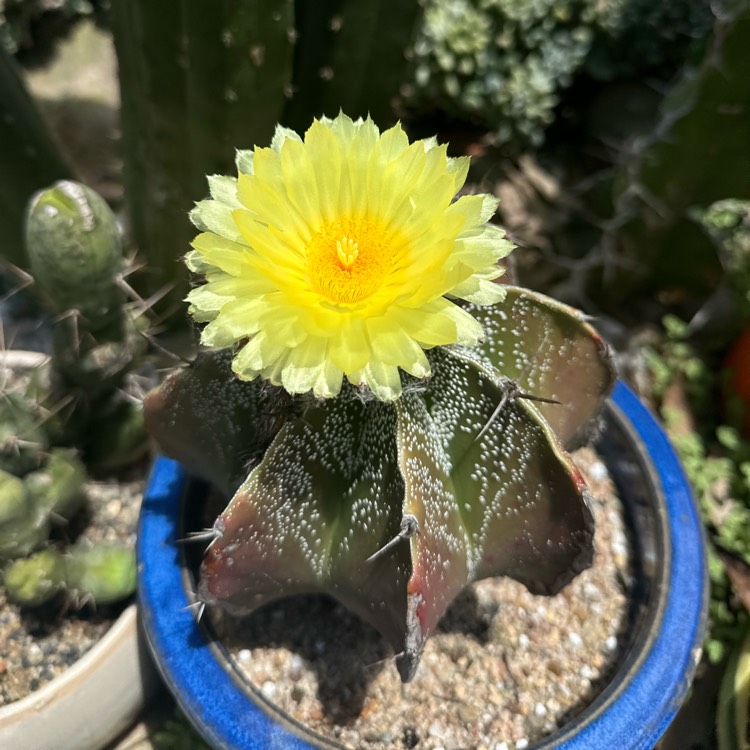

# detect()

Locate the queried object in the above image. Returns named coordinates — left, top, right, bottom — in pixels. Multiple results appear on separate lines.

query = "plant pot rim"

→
left=0, top=603, right=157, bottom=750
left=137, top=380, right=708, bottom=750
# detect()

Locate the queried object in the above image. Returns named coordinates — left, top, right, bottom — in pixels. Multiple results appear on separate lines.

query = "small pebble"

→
left=237, top=649, right=252, bottom=664
left=589, top=462, right=609, bottom=481
left=261, top=681, right=276, bottom=699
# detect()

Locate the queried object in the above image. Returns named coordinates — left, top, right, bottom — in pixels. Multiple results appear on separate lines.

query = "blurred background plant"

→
left=0, top=178, right=150, bottom=613
left=0, top=0, right=748, bottom=745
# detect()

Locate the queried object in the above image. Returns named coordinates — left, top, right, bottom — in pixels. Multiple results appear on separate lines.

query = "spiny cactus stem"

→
left=365, top=514, right=420, bottom=564
left=476, top=379, right=561, bottom=442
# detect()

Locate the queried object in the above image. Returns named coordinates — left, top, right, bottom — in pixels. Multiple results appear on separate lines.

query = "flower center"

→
left=307, top=217, right=392, bottom=304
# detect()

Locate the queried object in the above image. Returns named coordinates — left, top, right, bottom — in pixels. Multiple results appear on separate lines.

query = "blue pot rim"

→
left=137, top=381, right=707, bottom=750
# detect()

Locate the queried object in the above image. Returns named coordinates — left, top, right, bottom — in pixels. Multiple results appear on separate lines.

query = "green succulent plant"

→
left=405, top=0, right=712, bottom=147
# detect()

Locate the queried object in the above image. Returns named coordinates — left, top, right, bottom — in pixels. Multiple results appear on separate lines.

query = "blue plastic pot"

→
left=138, top=381, right=708, bottom=749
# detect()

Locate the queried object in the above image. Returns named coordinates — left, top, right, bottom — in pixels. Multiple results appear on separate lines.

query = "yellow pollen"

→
left=307, top=217, right=393, bottom=305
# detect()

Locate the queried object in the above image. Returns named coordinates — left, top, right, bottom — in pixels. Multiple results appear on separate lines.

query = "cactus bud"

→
left=25, top=180, right=124, bottom=327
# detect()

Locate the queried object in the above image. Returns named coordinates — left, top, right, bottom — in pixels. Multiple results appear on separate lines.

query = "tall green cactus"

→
left=110, top=0, right=295, bottom=316
left=0, top=44, right=70, bottom=268
left=284, top=0, right=421, bottom=132
left=109, top=0, right=420, bottom=317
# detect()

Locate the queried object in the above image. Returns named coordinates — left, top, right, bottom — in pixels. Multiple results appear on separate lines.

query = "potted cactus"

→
left=0, top=181, right=156, bottom=750
left=137, top=114, right=707, bottom=748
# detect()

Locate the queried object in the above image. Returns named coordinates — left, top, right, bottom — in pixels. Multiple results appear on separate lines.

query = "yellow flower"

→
left=187, top=114, right=514, bottom=401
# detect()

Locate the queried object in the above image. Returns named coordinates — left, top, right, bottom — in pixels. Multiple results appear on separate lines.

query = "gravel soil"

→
left=207, top=446, right=632, bottom=750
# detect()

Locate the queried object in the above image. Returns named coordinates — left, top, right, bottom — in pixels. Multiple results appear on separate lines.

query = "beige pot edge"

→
left=0, top=604, right=159, bottom=750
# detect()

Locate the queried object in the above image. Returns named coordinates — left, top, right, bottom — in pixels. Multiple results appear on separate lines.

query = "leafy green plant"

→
left=645, top=316, right=750, bottom=662
left=717, top=625, right=750, bottom=750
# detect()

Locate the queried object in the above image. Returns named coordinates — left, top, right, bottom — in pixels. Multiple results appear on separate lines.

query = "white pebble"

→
left=237, top=649, right=252, bottom=664
left=428, top=722, right=445, bottom=738
left=516, top=740, right=529, bottom=749
left=260, top=681, right=276, bottom=699
left=493, top=743, right=509, bottom=750
left=580, top=664, right=596, bottom=680
left=605, top=635, right=618, bottom=652
left=518, top=633, right=530, bottom=648
left=534, top=702, right=547, bottom=717
left=568, top=632, right=583, bottom=648
left=589, top=461, right=609, bottom=481
left=26, top=643, right=43, bottom=665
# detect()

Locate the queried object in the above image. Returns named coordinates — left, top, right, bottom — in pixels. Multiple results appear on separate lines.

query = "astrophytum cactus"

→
left=144, top=114, right=615, bottom=681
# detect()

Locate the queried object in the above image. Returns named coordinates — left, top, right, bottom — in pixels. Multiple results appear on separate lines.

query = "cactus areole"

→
left=144, top=114, right=616, bottom=682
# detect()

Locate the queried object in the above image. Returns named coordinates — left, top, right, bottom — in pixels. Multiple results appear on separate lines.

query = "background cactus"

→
left=0, top=178, right=147, bottom=609
left=24, top=179, right=148, bottom=471
left=3, top=542, right=136, bottom=606
left=0, top=43, right=70, bottom=268
left=108, top=0, right=419, bottom=317
left=145, top=286, right=614, bottom=681
left=404, top=0, right=712, bottom=147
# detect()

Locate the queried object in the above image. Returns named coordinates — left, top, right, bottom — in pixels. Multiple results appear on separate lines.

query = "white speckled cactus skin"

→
left=144, top=286, right=615, bottom=681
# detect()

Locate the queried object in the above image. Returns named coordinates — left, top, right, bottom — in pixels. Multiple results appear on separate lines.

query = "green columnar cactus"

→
left=110, top=0, right=295, bottom=316
left=109, top=0, right=420, bottom=315
left=144, top=114, right=615, bottom=681
left=284, top=0, right=421, bottom=132
left=0, top=43, right=70, bottom=268
left=24, top=179, right=147, bottom=470
left=3, top=542, right=136, bottom=606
